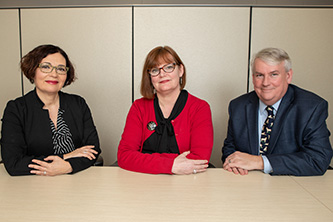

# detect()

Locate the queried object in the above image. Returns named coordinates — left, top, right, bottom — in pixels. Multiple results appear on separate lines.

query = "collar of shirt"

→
left=259, top=99, right=281, bottom=116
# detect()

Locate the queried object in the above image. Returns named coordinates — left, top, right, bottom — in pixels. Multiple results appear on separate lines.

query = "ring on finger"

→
left=193, top=169, right=197, bottom=174
left=228, top=159, right=232, bottom=163
left=83, top=150, right=87, bottom=153
left=44, top=171, right=46, bottom=175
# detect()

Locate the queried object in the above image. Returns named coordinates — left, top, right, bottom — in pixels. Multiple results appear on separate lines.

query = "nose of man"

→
left=262, top=76, right=270, bottom=86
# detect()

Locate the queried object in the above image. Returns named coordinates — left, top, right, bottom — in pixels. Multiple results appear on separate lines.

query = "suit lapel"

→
left=246, top=93, right=259, bottom=155
left=268, top=85, right=295, bottom=154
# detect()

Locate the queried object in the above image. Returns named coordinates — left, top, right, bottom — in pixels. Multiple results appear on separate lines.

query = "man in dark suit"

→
left=222, top=47, right=333, bottom=176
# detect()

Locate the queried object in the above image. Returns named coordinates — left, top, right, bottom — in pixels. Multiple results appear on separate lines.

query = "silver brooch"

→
left=147, top=121, right=157, bottom=131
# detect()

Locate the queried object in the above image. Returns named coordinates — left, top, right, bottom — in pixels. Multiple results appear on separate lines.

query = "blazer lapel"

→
left=246, top=93, right=259, bottom=155
left=268, top=85, right=295, bottom=154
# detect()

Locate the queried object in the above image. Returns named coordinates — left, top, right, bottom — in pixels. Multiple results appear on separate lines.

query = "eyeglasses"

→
left=38, top=62, right=69, bottom=75
left=148, top=63, right=177, bottom=77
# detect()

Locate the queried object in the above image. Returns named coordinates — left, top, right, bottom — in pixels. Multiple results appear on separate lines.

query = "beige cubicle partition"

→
left=134, top=7, right=250, bottom=167
left=0, top=10, right=21, bottom=130
left=1, top=5, right=332, bottom=167
left=20, top=7, right=133, bottom=165
left=251, top=8, right=333, bottom=165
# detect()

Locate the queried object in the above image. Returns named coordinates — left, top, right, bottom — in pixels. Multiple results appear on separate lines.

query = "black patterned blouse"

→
left=50, top=108, right=75, bottom=155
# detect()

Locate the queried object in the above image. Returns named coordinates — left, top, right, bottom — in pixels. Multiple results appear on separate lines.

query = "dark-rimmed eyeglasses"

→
left=38, top=62, right=69, bottom=75
left=148, top=63, right=176, bottom=77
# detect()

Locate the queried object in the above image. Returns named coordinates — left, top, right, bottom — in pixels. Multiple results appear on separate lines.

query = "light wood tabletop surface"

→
left=0, top=165, right=332, bottom=221
left=291, top=173, right=333, bottom=212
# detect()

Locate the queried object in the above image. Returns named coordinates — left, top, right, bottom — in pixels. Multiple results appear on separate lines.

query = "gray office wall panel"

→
left=0, top=10, right=21, bottom=131
left=251, top=8, right=333, bottom=166
left=20, top=7, right=132, bottom=165
left=134, top=7, right=250, bottom=167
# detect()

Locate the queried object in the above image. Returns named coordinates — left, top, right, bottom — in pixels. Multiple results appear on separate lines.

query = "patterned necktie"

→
left=260, top=106, right=275, bottom=155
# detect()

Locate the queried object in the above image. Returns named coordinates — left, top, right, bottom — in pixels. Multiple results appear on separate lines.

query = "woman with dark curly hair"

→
left=1, top=44, right=101, bottom=176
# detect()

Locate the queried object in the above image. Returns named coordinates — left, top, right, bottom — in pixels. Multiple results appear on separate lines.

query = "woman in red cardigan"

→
left=117, top=46, right=213, bottom=174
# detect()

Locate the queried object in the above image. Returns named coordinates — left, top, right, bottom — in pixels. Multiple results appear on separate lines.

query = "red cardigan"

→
left=117, top=93, right=214, bottom=174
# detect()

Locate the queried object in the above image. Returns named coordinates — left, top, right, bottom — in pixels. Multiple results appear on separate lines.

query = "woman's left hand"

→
left=171, top=151, right=209, bottom=175
left=63, top=145, right=97, bottom=160
left=28, top=156, right=73, bottom=176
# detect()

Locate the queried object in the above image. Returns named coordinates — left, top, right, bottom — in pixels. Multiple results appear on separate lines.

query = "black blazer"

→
left=1, top=89, right=101, bottom=176
left=222, top=84, right=333, bottom=176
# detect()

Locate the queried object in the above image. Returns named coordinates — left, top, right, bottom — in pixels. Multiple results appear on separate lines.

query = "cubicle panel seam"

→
left=246, top=6, right=252, bottom=93
left=132, top=6, right=135, bottom=103
left=18, top=8, right=24, bottom=96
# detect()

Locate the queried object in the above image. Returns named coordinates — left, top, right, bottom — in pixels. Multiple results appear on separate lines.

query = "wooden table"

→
left=0, top=165, right=332, bottom=221
left=292, top=173, right=333, bottom=212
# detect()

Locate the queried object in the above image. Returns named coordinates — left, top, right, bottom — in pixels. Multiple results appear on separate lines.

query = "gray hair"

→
left=251, top=48, right=292, bottom=73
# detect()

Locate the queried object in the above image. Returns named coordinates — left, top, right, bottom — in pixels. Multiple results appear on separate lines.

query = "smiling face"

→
left=150, top=60, right=184, bottom=97
left=252, top=58, right=293, bottom=106
left=34, top=53, right=67, bottom=96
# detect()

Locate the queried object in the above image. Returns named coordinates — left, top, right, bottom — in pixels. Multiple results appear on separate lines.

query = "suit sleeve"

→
left=65, top=98, right=101, bottom=174
left=221, top=101, right=237, bottom=163
left=1, top=101, right=46, bottom=176
left=267, top=100, right=333, bottom=176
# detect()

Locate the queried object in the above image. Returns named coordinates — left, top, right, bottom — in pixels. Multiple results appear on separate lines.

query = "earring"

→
left=179, top=77, right=183, bottom=85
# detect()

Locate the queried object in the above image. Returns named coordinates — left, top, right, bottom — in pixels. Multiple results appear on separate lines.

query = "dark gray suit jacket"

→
left=222, top=84, right=333, bottom=176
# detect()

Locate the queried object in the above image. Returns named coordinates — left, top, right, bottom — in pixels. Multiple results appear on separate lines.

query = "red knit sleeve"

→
left=117, top=99, right=177, bottom=174
left=185, top=97, right=214, bottom=161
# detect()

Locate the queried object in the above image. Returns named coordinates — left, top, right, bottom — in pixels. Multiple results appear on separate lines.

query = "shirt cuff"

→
left=262, top=155, right=273, bottom=174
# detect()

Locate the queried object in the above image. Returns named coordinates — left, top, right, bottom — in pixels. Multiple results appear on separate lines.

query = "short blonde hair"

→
left=251, top=47, right=292, bottom=74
